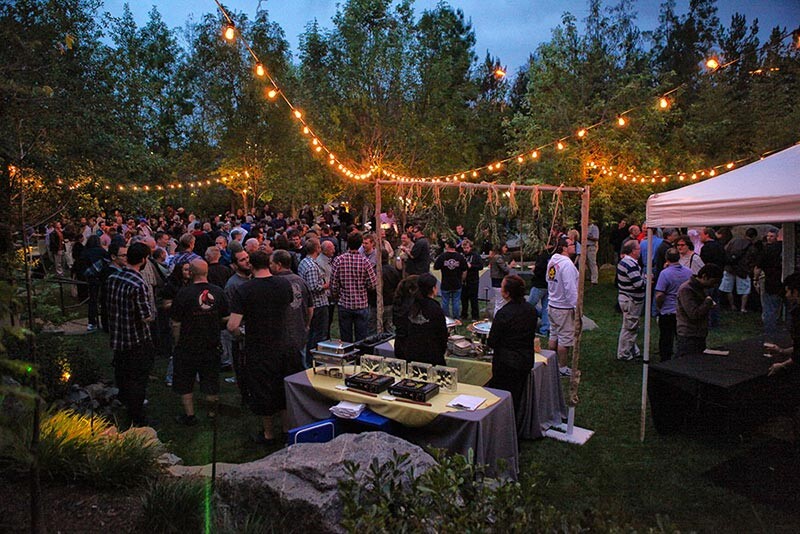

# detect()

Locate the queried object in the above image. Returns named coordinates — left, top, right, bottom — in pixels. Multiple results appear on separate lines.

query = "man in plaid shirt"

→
left=331, top=233, right=377, bottom=342
left=107, top=241, right=155, bottom=426
left=298, top=238, right=329, bottom=366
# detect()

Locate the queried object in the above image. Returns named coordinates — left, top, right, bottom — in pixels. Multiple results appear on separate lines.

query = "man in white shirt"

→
left=547, top=238, right=579, bottom=376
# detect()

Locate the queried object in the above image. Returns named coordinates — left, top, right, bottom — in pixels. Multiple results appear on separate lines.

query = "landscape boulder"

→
left=177, top=431, right=437, bottom=533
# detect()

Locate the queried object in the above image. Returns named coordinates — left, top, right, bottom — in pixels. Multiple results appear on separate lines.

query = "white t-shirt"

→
left=547, top=253, right=579, bottom=308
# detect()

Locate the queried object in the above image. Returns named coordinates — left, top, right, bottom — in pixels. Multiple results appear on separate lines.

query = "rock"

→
left=186, top=432, right=436, bottom=533
left=157, top=452, right=184, bottom=467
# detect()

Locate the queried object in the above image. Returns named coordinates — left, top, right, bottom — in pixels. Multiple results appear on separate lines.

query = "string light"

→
left=209, top=1, right=797, bottom=185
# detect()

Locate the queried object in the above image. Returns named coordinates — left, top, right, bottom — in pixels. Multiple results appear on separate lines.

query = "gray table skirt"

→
left=371, top=343, right=566, bottom=440
left=284, top=371, right=520, bottom=479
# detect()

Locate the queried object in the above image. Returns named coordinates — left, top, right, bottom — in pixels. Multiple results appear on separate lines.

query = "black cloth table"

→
left=284, top=370, right=520, bottom=478
left=648, top=337, right=796, bottom=434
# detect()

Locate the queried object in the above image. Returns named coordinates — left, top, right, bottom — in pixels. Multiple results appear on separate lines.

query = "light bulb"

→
left=577, top=129, right=586, bottom=138
left=294, top=110, right=302, bottom=119
left=255, top=63, right=265, bottom=77
left=659, top=97, right=669, bottom=109
left=617, top=116, right=626, bottom=127
left=706, top=57, right=719, bottom=70
left=266, top=88, right=278, bottom=99
left=557, top=141, right=565, bottom=150
left=531, top=151, right=538, bottom=158
left=224, top=26, right=235, bottom=41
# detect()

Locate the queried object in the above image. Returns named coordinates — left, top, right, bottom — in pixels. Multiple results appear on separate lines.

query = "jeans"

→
left=305, top=306, right=331, bottom=367
left=367, top=305, right=378, bottom=337
left=87, top=278, right=100, bottom=326
left=675, top=335, right=706, bottom=358
left=440, top=289, right=462, bottom=318
left=657, top=313, right=677, bottom=361
left=617, top=294, right=643, bottom=360
left=461, top=280, right=480, bottom=319
left=113, top=343, right=155, bottom=425
left=586, top=245, right=598, bottom=284
left=339, top=307, right=370, bottom=342
left=382, top=304, right=394, bottom=334
left=761, top=292, right=783, bottom=342
left=528, top=287, right=549, bottom=335
left=220, top=328, right=235, bottom=366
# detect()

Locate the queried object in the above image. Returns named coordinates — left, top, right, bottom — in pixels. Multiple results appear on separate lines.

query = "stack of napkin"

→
left=330, top=401, right=366, bottom=419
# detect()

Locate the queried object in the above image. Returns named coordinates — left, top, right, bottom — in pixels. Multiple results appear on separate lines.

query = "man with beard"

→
left=227, top=251, right=295, bottom=444
left=299, top=239, right=330, bottom=365
left=223, top=249, right=251, bottom=389
left=270, top=250, right=313, bottom=368
left=170, top=260, right=229, bottom=425
left=106, top=242, right=155, bottom=427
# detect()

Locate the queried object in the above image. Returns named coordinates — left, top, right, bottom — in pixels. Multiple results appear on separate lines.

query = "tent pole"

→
left=375, top=181, right=384, bottom=334
left=640, top=227, right=654, bottom=442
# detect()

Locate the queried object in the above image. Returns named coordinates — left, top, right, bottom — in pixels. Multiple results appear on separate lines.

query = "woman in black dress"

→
left=393, top=273, right=448, bottom=366
left=487, top=274, right=538, bottom=415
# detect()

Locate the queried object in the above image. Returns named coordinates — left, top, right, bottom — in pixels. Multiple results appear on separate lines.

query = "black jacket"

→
left=488, top=299, right=538, bottom=371
left=393, top=296, right=448, bottom=365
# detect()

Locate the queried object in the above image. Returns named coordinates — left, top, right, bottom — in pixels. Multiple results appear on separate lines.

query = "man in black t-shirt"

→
left=170, top=259, right=229, bottom=426
left=227, top=250, right=295, bottom=444
left=405, top=225, right=431, bottom=275
left=434, top=240, right=467, bottom=318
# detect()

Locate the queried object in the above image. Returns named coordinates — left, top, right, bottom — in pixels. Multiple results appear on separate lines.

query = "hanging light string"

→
left=213, top=0, right=373, bottom=181
left=383, top=29, right=797, bottom=183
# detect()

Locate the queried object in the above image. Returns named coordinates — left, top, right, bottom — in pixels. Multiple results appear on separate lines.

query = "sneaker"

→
left=617, top=355, right=634, bottom=361
left=224, top=376, right=237, bottom=384
left=175, top=414, right=198, bottom=426
left=559, top=366, right=572, bottom=377
left=165, top=381, right=172, bottom=387
left=86, top=324, right=97, bottom=332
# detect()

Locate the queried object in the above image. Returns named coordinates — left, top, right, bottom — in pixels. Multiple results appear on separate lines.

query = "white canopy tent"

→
left=639, top=143, right=800, bottom=439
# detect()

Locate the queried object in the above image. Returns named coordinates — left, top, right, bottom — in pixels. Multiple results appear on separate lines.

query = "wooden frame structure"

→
left=373, top=179, right=591, bottom=417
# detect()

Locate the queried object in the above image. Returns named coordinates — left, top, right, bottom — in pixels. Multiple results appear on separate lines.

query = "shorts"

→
left=719, top=271, right=751, bottom=295
left=172, top=350, right=220, bottom=396
left=548, top=307, right=575, bottom=347
left=244, top=350, right=304, bottom=416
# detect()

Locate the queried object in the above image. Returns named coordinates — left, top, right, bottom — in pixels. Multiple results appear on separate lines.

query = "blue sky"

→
left=103, top=1, right=799, bottom=71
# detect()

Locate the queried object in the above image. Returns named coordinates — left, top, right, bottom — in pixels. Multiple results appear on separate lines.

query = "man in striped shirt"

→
left=616, top=240, right=645, bottom=361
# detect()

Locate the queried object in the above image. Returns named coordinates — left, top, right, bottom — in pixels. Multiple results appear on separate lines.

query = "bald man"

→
left=170, top=259, right=229, bottom=425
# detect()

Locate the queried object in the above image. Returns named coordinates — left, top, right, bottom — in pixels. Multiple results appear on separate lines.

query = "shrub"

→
left=37, top=409, right=161, bottom=488
left=6, top=333, right=102, bottom=402
left=339, top=450, right=673, bottom=533
left=140, top=477, right=208, bottom=534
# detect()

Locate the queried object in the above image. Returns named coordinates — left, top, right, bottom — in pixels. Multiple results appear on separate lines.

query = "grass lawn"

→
left=73, top=268, right=799, bottom=532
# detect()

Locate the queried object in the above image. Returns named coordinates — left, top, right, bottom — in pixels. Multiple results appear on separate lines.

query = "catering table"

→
left=284, top=369, right=519, bottom=478
left=372, top=341, right=566, bottom=439
left=648, top=337, right=797, bottom=434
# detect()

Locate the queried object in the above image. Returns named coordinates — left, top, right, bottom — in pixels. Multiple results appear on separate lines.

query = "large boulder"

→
left=209, top=432, right=436, bottom=533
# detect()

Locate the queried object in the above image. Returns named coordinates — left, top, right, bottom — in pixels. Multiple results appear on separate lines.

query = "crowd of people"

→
left=609, top=221, right=790, bottom=366
left=35, top=205, right=797, bottom=438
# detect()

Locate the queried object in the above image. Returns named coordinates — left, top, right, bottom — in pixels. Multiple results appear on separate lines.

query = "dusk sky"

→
left=103, top=1, right=800, bottom=72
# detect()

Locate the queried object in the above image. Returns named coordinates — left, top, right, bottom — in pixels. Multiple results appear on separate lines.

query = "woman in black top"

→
left=487, top=274, right=539, bottom=416
left=393, top=273, right=448, bottom=366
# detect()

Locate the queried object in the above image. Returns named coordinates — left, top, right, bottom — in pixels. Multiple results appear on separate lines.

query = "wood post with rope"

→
left=375, top=181, right=384, bottom=334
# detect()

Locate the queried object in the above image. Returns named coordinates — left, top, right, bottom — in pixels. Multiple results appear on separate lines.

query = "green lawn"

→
left=73, top=269, right=798, bottom=532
